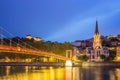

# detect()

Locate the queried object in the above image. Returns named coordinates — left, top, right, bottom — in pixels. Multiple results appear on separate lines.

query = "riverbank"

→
left=0, top=62, right=120, bottom=67
left=75, top=62, right=120, bottom=67
left=0, top=62, right=64, bottom=66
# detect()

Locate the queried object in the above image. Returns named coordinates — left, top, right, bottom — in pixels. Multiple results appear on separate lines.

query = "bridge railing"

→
left=0, top=44, right=70, bottom=61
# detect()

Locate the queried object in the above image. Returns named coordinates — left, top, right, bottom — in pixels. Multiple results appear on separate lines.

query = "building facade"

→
left=72, top=40, right=92, bottom=56
left=86, top=21, right=109, bottom=61
left=33, top=37, right=42, bottom=42
left=116, top=47, right=120, bottom=61
left=26, top=35, right=42, bottom=42
left=26, top=35, right=33, bottom=40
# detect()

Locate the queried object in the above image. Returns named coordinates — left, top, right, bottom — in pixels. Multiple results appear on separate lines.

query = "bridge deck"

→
left=0, top=62, right=65, bottom=66
left=0, top=45, right=70, bottom=61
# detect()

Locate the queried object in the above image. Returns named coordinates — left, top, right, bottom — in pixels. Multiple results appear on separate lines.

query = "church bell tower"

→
left=93, top=21, right=102, bottom=49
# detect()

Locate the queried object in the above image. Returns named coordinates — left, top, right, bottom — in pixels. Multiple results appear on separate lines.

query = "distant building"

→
left=118, top=34, right=120, bottom=38
left=107, top=35, right=120, bottom=46
left=107, top=34, right=120, bottom=41
left=117, top=47, right=120, bottom=56
left=116, top=47, right=120, bottom=61
left=107, top=35, right=117, bottom=39
left=72, top=40, right=92, bottom=56
left=118, top=42, right=120, bottom=46
left=111, top=41, right=118, bottom=46
left=73, top=21, right=109, bottom=61
left=26, top=35, right=42, bottom=42
left=71, top=40, right=92, bottom=48
left=26, top=35, right=33, bottom=40
left=33, top=37, right=42, bottom=42
left=86, top=21, right=109, bottom=61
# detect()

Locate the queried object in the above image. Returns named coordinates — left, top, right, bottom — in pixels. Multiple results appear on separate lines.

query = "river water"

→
left=0, top=66, right=120, bottom=80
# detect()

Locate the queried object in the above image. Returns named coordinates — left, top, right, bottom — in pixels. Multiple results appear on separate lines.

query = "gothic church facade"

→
left=86, top=21, right=109, bottom=61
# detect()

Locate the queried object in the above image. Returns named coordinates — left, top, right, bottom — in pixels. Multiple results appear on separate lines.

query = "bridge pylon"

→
left=66, top=50, right=73, bottom=60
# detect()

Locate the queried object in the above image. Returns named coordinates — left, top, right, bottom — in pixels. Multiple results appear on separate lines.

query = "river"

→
left=0, top=66, right=120, bottom=80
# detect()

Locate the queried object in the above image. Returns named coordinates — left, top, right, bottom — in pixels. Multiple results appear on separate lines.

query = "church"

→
left=86, top=21, right=109, bottom=61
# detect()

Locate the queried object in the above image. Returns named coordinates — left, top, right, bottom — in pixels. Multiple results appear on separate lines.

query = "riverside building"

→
left=86, top=21, right=109, bottom=61
left=73, top=21, right=109, bottom=61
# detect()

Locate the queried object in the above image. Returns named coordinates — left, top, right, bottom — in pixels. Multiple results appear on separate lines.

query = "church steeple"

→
left=94, top=20, right=99, bottom=34
left=93, top=20, right=102, bottom=49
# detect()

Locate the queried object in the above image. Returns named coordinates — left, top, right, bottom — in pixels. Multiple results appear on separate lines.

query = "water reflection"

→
left=6, top=66, right=11, bottom=76
left=65, top=67, right=72, bottom=80
left=0, top=66, right=120, bottom=80
left=65, top=67, right=80, bottom=80
left=115, top=68, right=120, bottom=80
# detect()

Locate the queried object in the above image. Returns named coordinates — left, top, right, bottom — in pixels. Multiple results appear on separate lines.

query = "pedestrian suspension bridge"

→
left=0, top=26, right=73, bottom=62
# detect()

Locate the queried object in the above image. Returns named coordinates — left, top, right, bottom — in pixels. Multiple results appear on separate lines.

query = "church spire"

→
left=93, top=20, right=102, bottom=49
left=94, top=20, right=99, bottom=34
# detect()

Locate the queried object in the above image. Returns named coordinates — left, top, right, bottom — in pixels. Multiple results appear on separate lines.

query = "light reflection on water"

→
left=0, top=66, right=120, bottom=80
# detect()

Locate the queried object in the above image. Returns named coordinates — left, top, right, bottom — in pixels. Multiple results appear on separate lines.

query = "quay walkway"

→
left=1, top=62, right=120, bottom=67
left=0, top=62, right=65, bottom=67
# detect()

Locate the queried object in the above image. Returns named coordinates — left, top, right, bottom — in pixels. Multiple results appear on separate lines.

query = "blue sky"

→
left=0, top=0, right=120, bottom=42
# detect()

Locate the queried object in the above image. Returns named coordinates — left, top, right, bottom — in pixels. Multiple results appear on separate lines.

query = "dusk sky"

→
left=0, top=0, right=120, bottom=42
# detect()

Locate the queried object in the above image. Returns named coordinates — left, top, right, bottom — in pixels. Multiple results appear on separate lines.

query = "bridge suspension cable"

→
left=0, top=26, right=39, bottom=51
left=0, top=26, right=70, bottom=61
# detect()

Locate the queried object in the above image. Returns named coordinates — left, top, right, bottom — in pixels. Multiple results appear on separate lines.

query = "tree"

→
left=100, top=55, right=106, bottom=60
left=78, top=55, right=89, bottom=61
left=108, top=49, right=116, bottom=61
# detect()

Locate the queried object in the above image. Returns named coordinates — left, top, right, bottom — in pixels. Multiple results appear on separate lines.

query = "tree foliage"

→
left=78, top=55, right=89, bottom=61
left=100, top=55, right=106, bottom=59
left=2, top=37, right=73, bottom=56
